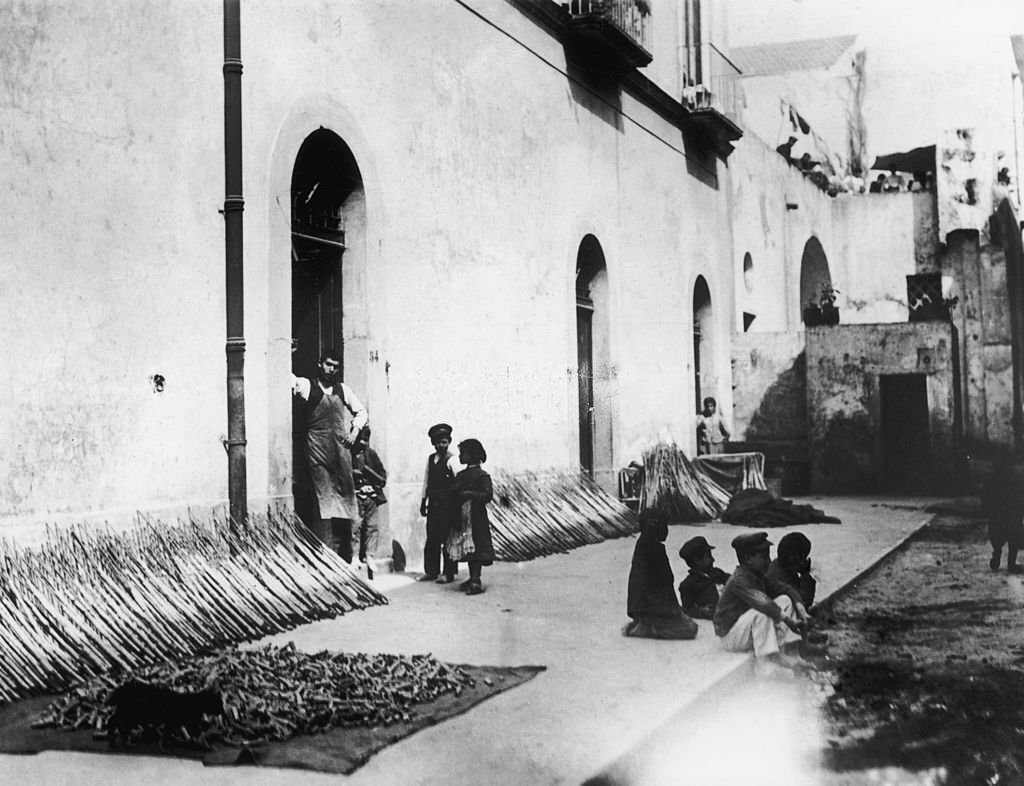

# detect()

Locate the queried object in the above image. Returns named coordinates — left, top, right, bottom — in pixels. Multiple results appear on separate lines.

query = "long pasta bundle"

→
left=639, top=442, right=731, bottom=521
left=489, top=470, right=640, bottom=561
left=0, top=511, right=386, bottom=705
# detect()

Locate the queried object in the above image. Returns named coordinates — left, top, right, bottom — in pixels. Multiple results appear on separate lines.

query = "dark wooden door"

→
left=880, top=374, right=930, bottom=492
left=577, top=304, right=595, bottom=475
left=291, top=247, right=343, bottom=525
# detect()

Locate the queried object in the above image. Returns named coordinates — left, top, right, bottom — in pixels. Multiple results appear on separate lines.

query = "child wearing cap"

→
left=419, top=423, right=460, bottom=583
left=677, top=536, right=730, bottom=620
left=713, top=531, right=811, bottom=671
left=766, top=532, right=817, bottom=609
left=624, top=510, right=699, bottom=640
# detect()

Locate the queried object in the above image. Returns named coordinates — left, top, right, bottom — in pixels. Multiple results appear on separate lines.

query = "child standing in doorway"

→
left=696, top=397, right=730, bottom=455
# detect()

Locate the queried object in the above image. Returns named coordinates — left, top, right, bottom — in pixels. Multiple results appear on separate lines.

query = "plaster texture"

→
left=0, top=497, right=935, bottom=786
left=806, top=322, right=957, bottom=493
left=0, top=0, right=848, bottom=571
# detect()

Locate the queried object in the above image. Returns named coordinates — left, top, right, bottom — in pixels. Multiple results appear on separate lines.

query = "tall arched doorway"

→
left=291, top=129, right=365, bottom=526
left=576, top=236, right=610, bottom=476
left=799, top=236, right=831, bottom=321
left=693, top=276, right=713, bottom=412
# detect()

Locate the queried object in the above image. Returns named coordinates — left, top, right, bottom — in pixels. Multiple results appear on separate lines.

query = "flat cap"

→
left=427, top=423, right=453, bottom=441
left=731, top=531, right=772, bottom=554
left=679, top=536, right=715, bottom=563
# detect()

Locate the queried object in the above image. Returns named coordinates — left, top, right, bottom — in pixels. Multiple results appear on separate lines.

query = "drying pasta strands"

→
left=33, top=643, right=477, bottom=746
left=489, top=470, right=640, bottom=561
left=639, top=442, right=731, bottom=522
left=0, top=511, right=387, bottom=705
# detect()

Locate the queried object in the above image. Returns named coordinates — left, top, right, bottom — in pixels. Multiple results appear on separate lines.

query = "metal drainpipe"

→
left=223, top=0, right=247, bottom=524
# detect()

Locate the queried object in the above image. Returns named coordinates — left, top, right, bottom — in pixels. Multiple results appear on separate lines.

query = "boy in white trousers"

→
left=713, top=532, right=811, bottom=674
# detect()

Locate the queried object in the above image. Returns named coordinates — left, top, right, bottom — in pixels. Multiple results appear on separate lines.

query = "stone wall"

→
left=806, top=322, right=959, bottom=493
left=731, top=332, right=806, bottom=441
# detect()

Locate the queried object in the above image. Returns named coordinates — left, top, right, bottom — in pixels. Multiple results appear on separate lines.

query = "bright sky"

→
left=725, top=0, right=1024, bottom=157
left=727, top=0, right=1024, bottom=49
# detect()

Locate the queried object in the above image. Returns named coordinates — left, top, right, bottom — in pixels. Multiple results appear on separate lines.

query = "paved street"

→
left=0, top=497, right=937, bottom=785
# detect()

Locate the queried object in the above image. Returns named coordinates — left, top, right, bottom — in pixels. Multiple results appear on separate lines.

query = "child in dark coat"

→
left=625, top=510, right=698, bottom=640
left=677, top=536, right=730, bottom=620
left=451, top=438, right=495, bottom=595
left=765, top=531, right=817, bottom=609
left=983, top=456, right=1024, bottom=573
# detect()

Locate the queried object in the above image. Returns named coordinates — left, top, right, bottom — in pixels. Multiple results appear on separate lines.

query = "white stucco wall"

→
left=728, top=129, right=837, bottom=333
left=1, top=0, right=747, bottom=559
left=7, top=0, right=944, bottom=555
left=0, top=1, right=227, bottom=521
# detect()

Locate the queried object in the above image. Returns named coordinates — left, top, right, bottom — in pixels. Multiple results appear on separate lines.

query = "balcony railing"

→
left=680, top=42, right=743, bottom=122
left=563, top=0, right=653, bottom=70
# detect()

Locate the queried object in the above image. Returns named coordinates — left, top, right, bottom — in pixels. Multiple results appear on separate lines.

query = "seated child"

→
left=624, top=510, right=698, bottom=640
left=766, top=532, right=817, bottom=609
left=677, top=536, right=730, bottom=619
left=713, top=532, right=812, bottom=671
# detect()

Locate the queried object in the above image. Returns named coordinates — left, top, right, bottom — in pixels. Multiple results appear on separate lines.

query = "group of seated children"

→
left=625, top=509, right=826, bottom=673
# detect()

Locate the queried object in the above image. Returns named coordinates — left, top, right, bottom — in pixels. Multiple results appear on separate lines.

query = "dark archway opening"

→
left=799, top=236, right=832, bottom=323
left=693, top=276, right=713, bottom=412
left=291, top=129, right=363, bottom=526
left=576, top=235, right=609, bottom=476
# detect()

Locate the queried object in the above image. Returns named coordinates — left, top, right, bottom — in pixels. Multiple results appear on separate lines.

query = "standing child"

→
left=419, top=423, right=459, bottom=583
left=677, top=536, right=730, bottom=620
left=351, top=425, right=387, bottom=580
left=696, top=397, right=730, bottom=455
left=982, top=454, right=1024, bottom=573
left=451, top=438, right=495, bottom=595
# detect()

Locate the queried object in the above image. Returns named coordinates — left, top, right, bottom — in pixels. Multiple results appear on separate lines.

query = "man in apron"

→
left=292, top=348, right=368, bottom=561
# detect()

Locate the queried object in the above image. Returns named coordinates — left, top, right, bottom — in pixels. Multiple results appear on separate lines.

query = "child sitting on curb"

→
left=766, top=531, right=817, bottom=609
left=624, top=510, right=699, bottom=640
left=713, top=532, right=819, bottom=675
left=677, top=536, right=730, bottom=620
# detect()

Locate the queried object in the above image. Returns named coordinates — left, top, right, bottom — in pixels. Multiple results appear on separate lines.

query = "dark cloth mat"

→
left=0, top=663, right=545, bottom=775
left=721, top=488, right=842, bottom=527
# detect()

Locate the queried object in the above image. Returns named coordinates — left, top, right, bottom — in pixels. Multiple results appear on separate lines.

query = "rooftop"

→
left=731, top=34, right=858, bottom=76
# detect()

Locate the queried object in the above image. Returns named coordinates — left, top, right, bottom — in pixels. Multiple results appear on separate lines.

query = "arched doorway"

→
left=291, top=129, right=364, bottom=526
left=799, top=236, right=831, bottom=322
left=576, top=236, right=610, bottom=476
left=693, top=276, right=713, bottom=412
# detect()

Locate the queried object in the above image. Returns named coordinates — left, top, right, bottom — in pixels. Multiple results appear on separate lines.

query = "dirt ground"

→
left=812, top=499, right=1024, bottom=785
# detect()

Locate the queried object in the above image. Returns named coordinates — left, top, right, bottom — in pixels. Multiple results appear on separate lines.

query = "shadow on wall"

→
left=819, top=411, right=875, bottom=493
left=747, top=351, right=807, bottom=440
left=565, top=61, right=624, bottom=133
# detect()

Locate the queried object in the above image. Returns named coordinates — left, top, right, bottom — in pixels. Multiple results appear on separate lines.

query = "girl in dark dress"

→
left=625, top=509, right=698, bottom=639
left=451, top=438, right=495, bottom=595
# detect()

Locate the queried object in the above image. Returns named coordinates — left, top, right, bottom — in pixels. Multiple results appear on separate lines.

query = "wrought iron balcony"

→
left=563, top=0, right=653, bottom=72
left=680, top=42, right=743, bottom=157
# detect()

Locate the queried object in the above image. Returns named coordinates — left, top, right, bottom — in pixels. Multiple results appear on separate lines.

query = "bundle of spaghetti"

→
left=639, top=442, right=731, bottom=521
left=489, top=470, right=639, bottom=561
left=0, top=511, right=386, bottom=705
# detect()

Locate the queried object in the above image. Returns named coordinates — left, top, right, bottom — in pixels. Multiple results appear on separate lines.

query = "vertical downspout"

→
left=223, top=0, right=247, bottom=524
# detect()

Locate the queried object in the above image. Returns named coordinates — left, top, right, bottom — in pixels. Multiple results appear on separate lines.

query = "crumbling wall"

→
left=731, top=332, right=806, bottom=441
left=806, top=322, right=958, bottom=493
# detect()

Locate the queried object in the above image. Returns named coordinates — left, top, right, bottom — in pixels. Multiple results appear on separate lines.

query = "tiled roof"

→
left=1012, top=34, right=1024, bottom=74
left=730, top=35, right=858, bottom=76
